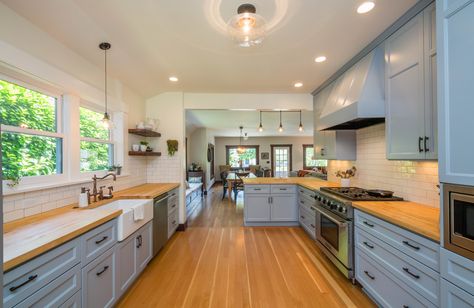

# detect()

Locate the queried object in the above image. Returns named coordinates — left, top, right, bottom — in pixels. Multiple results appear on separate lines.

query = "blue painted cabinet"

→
left=385, top=3, right=437, bottom=160
left=437, top=0, right=474, bottom=185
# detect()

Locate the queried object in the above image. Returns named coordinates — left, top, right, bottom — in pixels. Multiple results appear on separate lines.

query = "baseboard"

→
left=177, top=221, right=187, bottom=231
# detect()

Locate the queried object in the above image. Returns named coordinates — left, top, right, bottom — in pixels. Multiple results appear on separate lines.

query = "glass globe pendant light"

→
left=227, top=4, right=266, bottom=47
left=99, top=42, right=114, bottom=129
left=237, top=126, right=245, bottom=154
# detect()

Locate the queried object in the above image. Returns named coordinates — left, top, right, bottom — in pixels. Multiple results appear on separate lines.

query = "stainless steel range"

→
left=314, top=187, right=403, bottom=281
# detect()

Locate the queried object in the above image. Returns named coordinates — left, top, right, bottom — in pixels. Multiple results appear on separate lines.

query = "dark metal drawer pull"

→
left=310, top=224, right=315, bottom=228
left=310, top=206, right=316, bottom=211
left=402, top=241, right=420, bottom=250
left=95, top=236, right=108, bottom=245
left=172, top=204, right=176, bottom=208
left=253, top=188, right=261, bottom=191
left=279, top=188, right=287, bottom=190
left=418, top=136, right=423, bottom=152
left=364, top=271, right=375, bottom=280
left=363, top=221, right=374, bottom=228
left=363, top=241, right=374, bottom=249
left=424, top=136, right=429, bottom=152
left=136, top=235, right=142, bottom=248
left=96, top=266, right=109, bottom=276
left=9, top=275, right=38, bottom=292
left=403, top=305, right=409, bottom=308
left=300, top=200, right=305, bottom=204
left=300, top=215, right=305, bottom=219
left=403, top=267, right=420, bottom=279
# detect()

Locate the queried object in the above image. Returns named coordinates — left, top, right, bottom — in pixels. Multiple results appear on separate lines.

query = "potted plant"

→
left=335, top=166, right=357, bottom=187
left=108, top=164, right=122, bottom=175
left=139, top=141, right=148, bottom=152
left=167, top=140, right=178, bottom=156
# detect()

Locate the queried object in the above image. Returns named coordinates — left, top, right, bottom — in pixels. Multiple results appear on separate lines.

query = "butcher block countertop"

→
left=243, top=177, right=339, bottom=190
left=352, top=201, right=440, bottom=242
left=3, top=183, right=179, bottom=272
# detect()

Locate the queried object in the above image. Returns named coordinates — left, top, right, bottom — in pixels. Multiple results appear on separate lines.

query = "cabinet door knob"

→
left=418, top=137, right=423, bottom=152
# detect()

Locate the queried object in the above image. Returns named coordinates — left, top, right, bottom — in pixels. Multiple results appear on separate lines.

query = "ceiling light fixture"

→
left=238, top=126, right=245, bottom=153
left=315, top=56, right=327, bottom=63
left=99, top=42, right=114, bottom=130
left=258, top=111, right=264, bottom=132
left=278, top=111, right=284, bottom=132
left=169, top=76, right=179, bottom=82
left=298, top=110, right=304, bottom=132
left=357, top=1, right=375, bottom=14
left=228, top=3, right=266, bottom=47
left=294, top=82, right=303, bottom=88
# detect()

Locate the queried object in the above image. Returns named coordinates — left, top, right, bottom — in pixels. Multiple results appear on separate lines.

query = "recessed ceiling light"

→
left=169, top=76, right=179, bottom=82
left=357, top=1, right=375, bottom=14
left=315, top=56, right=327, bottom=63
left=294, top=82, right=303, bottom=88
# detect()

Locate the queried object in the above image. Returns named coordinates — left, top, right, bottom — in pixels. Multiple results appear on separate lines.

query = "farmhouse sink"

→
left=98, top=199, right=153, bottom=241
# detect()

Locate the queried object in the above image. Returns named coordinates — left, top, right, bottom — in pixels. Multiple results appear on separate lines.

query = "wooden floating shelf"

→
left=128, top=129, right=161, bottom=137
left=128, top=151, right=161, bottom=157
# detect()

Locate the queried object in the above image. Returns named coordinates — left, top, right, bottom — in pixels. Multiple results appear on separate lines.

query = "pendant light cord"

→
left=104, top=47, right=108, bottom=114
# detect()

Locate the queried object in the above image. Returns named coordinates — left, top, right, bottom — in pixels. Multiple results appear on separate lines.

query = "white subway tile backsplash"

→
left=328, top=124, right=439, bottom=207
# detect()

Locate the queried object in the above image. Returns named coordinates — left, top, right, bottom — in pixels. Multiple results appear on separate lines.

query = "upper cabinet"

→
left=385, top=3, right=437, bottom=160
left=437, top=0, right=474, bottom=185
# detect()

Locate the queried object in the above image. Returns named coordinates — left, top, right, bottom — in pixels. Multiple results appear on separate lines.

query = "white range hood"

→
left=315, top=46, right=385, bottom=131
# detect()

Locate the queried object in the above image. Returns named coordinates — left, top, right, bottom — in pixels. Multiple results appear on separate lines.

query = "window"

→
left=226, top=145, right=259, bottom=168
left=79, top=106, right=114, bottom=172
left=1, top=79, right=63, bottom=181
left=303, top=145, right=327, bottom=169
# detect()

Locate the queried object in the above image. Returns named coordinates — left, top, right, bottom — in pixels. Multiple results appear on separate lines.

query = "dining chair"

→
left=233, top=172, right=247, bottom=201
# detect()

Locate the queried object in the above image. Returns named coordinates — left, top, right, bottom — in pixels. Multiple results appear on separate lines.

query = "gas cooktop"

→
left=320, top=187, right=403, bottom=201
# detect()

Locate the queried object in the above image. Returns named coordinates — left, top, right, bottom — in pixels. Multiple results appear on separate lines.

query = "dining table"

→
left=226, top=172, right=257, bottom=201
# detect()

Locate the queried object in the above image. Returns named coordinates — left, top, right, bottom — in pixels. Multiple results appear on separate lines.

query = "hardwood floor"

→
left=117, top=185, right=375, bottom=307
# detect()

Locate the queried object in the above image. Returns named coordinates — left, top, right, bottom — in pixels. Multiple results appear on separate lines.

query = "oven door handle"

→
left=314, top=206, right=348, bottom=226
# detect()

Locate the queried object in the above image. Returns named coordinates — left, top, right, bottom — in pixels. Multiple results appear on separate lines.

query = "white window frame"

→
left=1, top=74, right=66, bottom=190
left=78, top=102, right=116, bottom=177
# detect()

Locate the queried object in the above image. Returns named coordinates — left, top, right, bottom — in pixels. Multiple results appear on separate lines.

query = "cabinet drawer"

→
left=298, top=186, right=316, bottom=199
left=355, top=210, right=439, bottom=271
left=60, top=290, right=81, bottom=308
left=271, top=185, right=296, bottom=194
left=16, top=264, right=81, bottom=308
left=298, top=195, right=316, bottom=214
left=168, top=196, right=178, bottom=213
left=299, top=206, right=315, bottom=239
left=356, top=227, right=439, bottom=304
left=355, top=250, right=436, bottom=308
left=168, top=188, right=179, bottom=199
left=168, top=210, right=179, bottom=238
left=244, top=185, right=270, bottom=194
left=440, top=248, right=474, bottom=295
left=441, top=278, right=474, bottom=308
left=3, top=238, right=81, bottom=308
left=82, top=247, right=116, bottom=308
left=81, top=219, right=117, bottom=265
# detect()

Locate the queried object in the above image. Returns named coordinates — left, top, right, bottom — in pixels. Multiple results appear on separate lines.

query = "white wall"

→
left=214, top=136, right=314, bottom=180
left=187, top=128, right=216, bottom=190
left=327, top=124, right=439, bottom=207
left=1, top=3, right=148, bottom=222
left=146, top=92, right=187, bottom=225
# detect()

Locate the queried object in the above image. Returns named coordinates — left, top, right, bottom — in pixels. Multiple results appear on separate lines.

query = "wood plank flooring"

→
left=117, top=185, right=375, bottom=307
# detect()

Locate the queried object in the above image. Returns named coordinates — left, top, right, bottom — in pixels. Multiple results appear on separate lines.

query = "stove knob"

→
left=338, top=206, right=344, bottom=212
left=331, top=203, right=337, bottom=210
left=322, top=199, right=327, bottom=204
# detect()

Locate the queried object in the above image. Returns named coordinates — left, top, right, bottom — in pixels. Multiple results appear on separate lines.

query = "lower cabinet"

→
left=116, top=221, right=153, bottom=300
left=441, top=278, right=474, bottom=308
left=61, top=290, right=82, bottom=308
left=82, top=246, right=116, bottom=308
left=244, top=186, right=297, bottom=225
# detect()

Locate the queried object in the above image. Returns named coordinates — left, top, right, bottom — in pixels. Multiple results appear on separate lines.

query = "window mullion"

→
left=1, top=124, right=64, bottom=139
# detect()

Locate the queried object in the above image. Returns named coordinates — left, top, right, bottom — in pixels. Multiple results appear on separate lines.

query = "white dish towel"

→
left=132, top=204, right=145, bottom=221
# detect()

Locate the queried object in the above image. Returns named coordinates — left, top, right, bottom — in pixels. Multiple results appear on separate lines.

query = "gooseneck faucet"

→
left=89, top=172, right=117, bottom=203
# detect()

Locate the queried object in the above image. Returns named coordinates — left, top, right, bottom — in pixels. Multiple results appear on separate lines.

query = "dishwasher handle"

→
left=154, top=194, right=169, bottom=204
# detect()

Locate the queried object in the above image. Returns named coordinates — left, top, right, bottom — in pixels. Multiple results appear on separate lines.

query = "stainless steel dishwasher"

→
left=153, top=193, right=169, bottom=257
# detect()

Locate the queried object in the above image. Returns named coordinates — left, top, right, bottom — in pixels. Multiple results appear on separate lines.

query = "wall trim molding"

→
left=311, top=0, right=434, bottom=96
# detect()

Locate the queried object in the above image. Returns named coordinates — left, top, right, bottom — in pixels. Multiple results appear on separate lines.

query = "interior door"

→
left=271, top=145, right=292, bottom=177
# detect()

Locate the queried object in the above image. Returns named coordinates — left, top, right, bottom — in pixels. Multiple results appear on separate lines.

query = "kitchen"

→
left=1, top=0, right=474, bottom=307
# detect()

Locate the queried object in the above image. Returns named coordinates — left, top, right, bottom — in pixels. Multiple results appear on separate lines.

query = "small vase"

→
left=132, top=144, right=139, bottom=151
left=340, top=178, right=351, bottom=187
left=140, top=145, right=147, bottom=152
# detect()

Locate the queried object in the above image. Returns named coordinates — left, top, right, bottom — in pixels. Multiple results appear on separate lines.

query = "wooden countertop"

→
left=3, top=183, right=179, bottom=271
left=117, top=183, right=180, bottom=199
left=243, top=177, right=339, bottom=190
left=352, top=201, right=440, bottom=242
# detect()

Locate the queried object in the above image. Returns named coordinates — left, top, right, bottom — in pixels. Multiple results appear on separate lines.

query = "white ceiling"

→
left=1, top=0, right=416, bottom=98
left=186, top=109, right=313, bottom=137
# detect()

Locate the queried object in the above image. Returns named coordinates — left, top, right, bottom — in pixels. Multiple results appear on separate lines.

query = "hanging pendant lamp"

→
left=278, top=111, right=283, bottom=133
left=99, top=42, right=114, bottom=130
left=237, top=126, right=245, bottom=153
left=227, top=3, right=266, bottom=47
left=298, top=110, right=304, bottom=132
